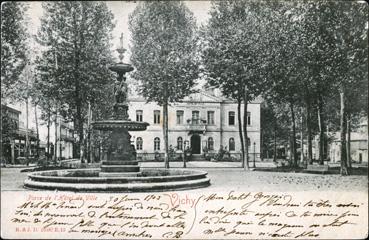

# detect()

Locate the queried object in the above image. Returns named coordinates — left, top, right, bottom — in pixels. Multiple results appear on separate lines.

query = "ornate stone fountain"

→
left=24, top=33, right=210, bottom=192
left=92, top=33, right=148, bottom=177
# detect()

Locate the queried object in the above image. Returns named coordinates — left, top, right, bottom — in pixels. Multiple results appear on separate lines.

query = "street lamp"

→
left=253, top=142, right=256, bottom=168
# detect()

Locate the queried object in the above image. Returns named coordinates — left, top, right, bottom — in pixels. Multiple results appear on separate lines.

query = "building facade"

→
left=327, top=118, right=368, bottom=164
left=127, top=90, right=261, bottom=161
left=1, top=103, right=75, bottom=164
left=54, top=116, right=74, bottom=160
left=1, top=104, right=38, bottom=164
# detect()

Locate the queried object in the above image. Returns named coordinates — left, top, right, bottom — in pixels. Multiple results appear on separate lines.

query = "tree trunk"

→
left=273, top=121, right=277, bottom=162
left=87, top=101, right=92, bottom=163
left=346, top=113, right=352, bottom=169
left=163, top=101, right=169, bottom=169
left=98, top=142, right=101, bottom=162
left=90, top=130, right=94, bottom=162
left=237, top=98, right=245, bottom=167
left=339, top=86, right=349, bottom=175
left=317, top=95, right=325, bottom=165
left=289, top=101, right=297, bottom=167
left=72, top=7, right=84, bottom=163
left=54, top=111, right=58, bottom=164
left=34, top=104, right=40, bottom=159
left=0, top=105, right=2, bottom=164
left=300, top=112, right=304, bottom=165
left=25, top=97, right=29, bottom=166
left=47, top=108, right=51, bottom=163
left=243, top=89, right=249, bottom=170
left=75, top=65, right=84, bottom=162
left=306, top=96, right=313, bottom=164
left=59, top=119, right=62, bottom=160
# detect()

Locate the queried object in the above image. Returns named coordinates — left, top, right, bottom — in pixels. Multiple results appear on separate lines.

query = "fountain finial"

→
left=117, top=32, right=126, bottom=62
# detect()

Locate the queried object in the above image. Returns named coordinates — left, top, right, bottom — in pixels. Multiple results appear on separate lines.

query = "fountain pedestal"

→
left=99, top=129, right=140, bottom=177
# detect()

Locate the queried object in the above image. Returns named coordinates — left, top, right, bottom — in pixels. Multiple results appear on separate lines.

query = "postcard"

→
left=1, top=1, right=368, bottom=239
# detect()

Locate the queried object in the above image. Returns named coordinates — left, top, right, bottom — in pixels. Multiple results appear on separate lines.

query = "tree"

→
left=34, top=2, right=115, bottom=162
left=345, top=69, right=368, bottom=169
left=34, top=103, right=40, bottom=159
left=129, top=2, right=200, bottom=168
left=1, top=2, right=29, bottom=162
left=261, top=101, right=291, bottom=162
left=264, top=1, right=355, bottom=169
left=258, top=1, right=302, bottom=167
left=202, top=0, right=269, bottom=170
left=325, top=1, right=367, bottom=175
left=1, top=2, right=28, bottom=102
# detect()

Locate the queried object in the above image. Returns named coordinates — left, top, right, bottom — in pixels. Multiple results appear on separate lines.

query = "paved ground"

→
left=1, top=167, right=30, bottom=191
left=1, top=161, right=367, bottom=192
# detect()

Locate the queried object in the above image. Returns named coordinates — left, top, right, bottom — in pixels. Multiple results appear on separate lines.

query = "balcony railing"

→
left=186, top=119, right=207, bottom=133
left=15, top=129, right=38, bottom=140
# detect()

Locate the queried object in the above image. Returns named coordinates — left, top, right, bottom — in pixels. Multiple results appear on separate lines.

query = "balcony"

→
left=186, top=119, right=207, bottom=134
left=15, top=128, right=38, bottom=141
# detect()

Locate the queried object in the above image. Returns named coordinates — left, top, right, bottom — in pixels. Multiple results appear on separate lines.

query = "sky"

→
left=27, top=1, right=212, bottom=60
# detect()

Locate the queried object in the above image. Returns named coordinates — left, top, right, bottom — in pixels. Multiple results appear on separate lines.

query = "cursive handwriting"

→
left=3, top=191, right=366, bottom=239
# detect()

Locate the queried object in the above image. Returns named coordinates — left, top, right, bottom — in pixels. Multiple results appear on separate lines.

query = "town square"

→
left=1, top=1, right=368, bottom=239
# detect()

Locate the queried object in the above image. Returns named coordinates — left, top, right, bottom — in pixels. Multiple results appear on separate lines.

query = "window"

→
left=247, top=112, right=251, bottom=125
left=176, top=110, right=184, bottom=125
left=208, top=137, right=214, bottom=150
left=154, top=137, right=160, bottom=151
left=207, top=111, right=215, bottom=125
left=229, top=138, right=235, bottom=151
left=228, top=111, right=235, bottom=125
left=136, top=110, right=143, bottom=122
left=154, top=110, right=160, bottom=124
left=192, top=111, right=199, bottom=125
left=177, top=137, right=183, bottom=150
left=136, top=137, right=143, bottom=150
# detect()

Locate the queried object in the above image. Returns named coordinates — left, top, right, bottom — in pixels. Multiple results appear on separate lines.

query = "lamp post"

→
left=253, top=142, right=256, bottom=168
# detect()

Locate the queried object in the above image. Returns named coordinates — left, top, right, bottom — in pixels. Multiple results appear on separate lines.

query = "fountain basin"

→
left=24, top=169, right=210, bottom=192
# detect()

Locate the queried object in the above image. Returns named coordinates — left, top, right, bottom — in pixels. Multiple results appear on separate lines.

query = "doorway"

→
left=191, top=134, right=201, bottom=154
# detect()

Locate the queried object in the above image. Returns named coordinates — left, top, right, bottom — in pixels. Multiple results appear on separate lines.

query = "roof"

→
left=129, top=90, right=262, bottom=104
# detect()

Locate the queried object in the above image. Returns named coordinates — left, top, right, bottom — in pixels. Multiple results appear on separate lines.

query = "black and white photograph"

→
left=1, top=1, right=368, bottom=239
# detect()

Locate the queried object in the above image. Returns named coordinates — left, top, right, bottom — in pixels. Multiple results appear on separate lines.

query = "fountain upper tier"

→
left=91, top=35, right=147, bottom=129
left=109, top=62, right=134, bottom=73
left=92, top=60, right=148, bottom=131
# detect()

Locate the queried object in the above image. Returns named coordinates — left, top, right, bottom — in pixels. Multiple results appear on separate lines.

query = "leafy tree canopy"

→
left=1, top=2, right=29, bottom=102
left=34, top=1, right=115, bottom=123
left=129, top=1, right=200, bottom=105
